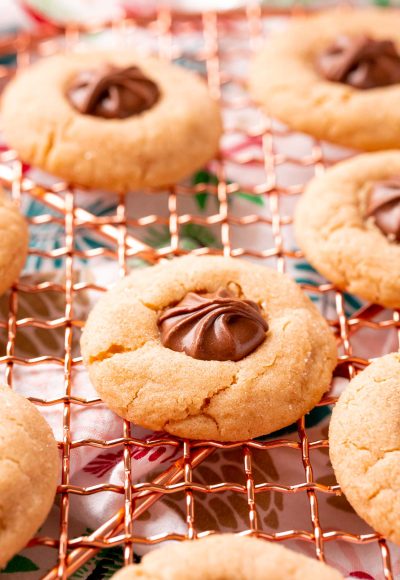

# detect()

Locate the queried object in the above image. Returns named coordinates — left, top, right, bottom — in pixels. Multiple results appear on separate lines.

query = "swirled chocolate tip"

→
left=316, top=35, right=400, bottom=89
left=157, top=287, right=268, bottom=362
left=67, top=64, right=160, bottom=119
left=366, top=179, right=400, bottom=242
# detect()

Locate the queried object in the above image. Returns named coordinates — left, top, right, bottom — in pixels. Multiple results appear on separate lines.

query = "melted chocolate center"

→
left=366, top=179, right=400, bottom=242
left=67, top=64, right=160, bottom=119
left=157, top=287, right=268, bottom=362
left=316, top=35, right=400, bottom=89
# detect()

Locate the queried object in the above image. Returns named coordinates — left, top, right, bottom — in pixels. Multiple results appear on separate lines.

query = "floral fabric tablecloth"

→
left=0, top=2, right=399, bottom=579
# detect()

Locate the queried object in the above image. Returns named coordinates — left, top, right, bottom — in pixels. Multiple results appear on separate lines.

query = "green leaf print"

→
left=192, top=170, right=265, bottom=212
left=144, top=224, right=219, bottom=250
left=293, top=262, right=318, bottom=273
left=86, top=547, right=124, bottom=580
left=235, top=192, right=264, bottom=206
left=1, top=555, right=39, bottom=573
left=71, top=545, right=141, bottom=580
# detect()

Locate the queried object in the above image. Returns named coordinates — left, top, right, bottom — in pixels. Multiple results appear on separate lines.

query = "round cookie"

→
left=329, top=353, right=400, bottom=545
left=110, top=534, right=343, bottom=579
left=0, top=384, right=59, bottom=568
left=294, top=151, right=400, bottom=309
left=0, top=190, right=29, bottom=296
left=249, top=8, right=400, bottom=151
left=81, top=256, right=337, bottom=441
left=1, top=52, right=222, bottom=192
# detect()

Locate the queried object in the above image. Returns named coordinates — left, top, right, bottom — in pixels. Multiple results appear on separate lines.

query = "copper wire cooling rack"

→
left=0, top=4, right=399, bottom=580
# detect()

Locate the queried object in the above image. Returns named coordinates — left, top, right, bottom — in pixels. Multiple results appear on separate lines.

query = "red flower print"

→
left=84, top=432, right=180, bottom=478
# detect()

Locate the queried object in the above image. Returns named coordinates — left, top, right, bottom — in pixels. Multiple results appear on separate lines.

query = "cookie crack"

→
left=341, top=439, right=372, bottom=454
left=88, top=340, right=150, bottom=364
left=163, top=411, right=221, bottom=433
left=136, top=281, right=191, bottom=312
left=201, top=412, right=220, bottom=431
left=42, top=115, right=75, bottom=166
left=366, top=487, right=382, bottom=502
left=124, top=381, right=151, bottom=414
left=89, top=280, right=225, bottom=366
left=339, top=440, right=400, bottom=478
left=126, top=369, right=239, bottom=434
left=365, top=448, right=400, bottom=475
left=40, top=127, right=55, bottom=165
left=197, top=372, right=238, bottom=416
left=89, top=344, right=131, bottom=364
left=161, top=372, right=239, bottom=434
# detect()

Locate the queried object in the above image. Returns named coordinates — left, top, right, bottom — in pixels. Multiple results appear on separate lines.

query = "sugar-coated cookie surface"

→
left=0, top=191, right=28, bottom=296
left=0, top=384, right=59, bottom=568
left=81, top=256, right=336, bottom=441
left=250, top=8, right=400, bottom=151
left=1, top=52, right=222, bottom=192
left=329, top=353, right=400, bottom=545
left=110, top=534, right=344, bottom=579
left=294, top=151, right=400, bottom=309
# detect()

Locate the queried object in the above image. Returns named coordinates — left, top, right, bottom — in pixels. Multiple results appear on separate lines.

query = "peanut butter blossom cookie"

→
left=0, top=384, right=59, bottom=568
left=0, top=190, right=28, bottom=296
left=1, top=52, right=222, bottom=192
left=295, top=151, right=400, bottom=309
left=330, top=353, right=400, bottom=546
left=111, top=534, right=344, bottom=579
left=81, top=256, right=336, bottom=441
left=250, top=9, right=400, bottom=151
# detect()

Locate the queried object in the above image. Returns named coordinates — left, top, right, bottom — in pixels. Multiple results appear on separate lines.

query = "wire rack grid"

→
left=0, top=4, right=399, bottom=580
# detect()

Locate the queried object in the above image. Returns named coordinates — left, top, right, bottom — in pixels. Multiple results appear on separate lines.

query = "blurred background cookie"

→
left=250, top=8, right=400, bottom=150
left=1, top=52, right=222, bottom=192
